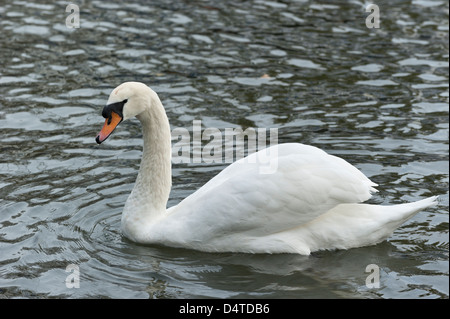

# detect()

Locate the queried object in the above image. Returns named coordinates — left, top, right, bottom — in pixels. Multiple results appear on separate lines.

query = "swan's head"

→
left=95, top=82, right=153, bottom=144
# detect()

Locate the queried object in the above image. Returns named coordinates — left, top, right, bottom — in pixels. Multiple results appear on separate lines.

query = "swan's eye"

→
left=102, top=99, right=128, bottom=119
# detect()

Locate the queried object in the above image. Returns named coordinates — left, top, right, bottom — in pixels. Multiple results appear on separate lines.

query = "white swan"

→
left=95, top=82, right=438, bottom=255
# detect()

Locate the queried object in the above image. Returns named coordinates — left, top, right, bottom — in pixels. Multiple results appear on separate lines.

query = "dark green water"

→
left=0, top=0, right=448, bottom=298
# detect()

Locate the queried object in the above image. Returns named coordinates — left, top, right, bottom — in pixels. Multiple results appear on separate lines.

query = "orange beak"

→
left=95, top=111, right=123, bottom=144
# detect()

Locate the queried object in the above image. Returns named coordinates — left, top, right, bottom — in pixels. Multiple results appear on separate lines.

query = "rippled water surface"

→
left=0, top=0, right=448, bottom=299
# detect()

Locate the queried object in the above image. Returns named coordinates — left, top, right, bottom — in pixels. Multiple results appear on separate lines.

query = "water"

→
left=0, top=0, right=448, bottom=299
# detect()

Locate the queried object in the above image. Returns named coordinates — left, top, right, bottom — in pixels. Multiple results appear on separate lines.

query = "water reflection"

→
left=0, top=0, right=448, bottom=298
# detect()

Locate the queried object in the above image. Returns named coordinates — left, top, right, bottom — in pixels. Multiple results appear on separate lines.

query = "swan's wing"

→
left=167, top=143, right=378, bottom=237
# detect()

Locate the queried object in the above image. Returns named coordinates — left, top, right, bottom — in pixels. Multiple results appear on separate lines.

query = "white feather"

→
left=99, top=82, right=438, bottom=254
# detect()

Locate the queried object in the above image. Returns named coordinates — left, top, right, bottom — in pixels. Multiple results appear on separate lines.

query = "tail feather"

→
left=278, top=196, right=439, bottom=254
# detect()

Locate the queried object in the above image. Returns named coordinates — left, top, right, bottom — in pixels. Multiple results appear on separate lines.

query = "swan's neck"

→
left=121, top=95, right=172, bottom=240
